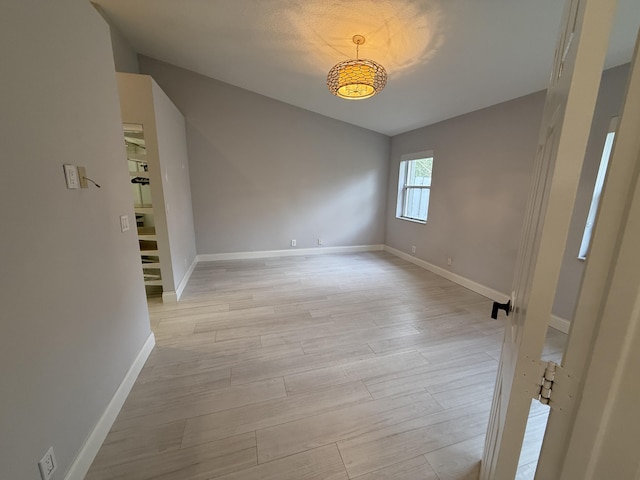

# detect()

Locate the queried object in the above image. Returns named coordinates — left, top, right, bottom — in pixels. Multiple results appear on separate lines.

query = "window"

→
left=578, top=117, right=618, bottom=259
left=396, top=151, right=433, bottom=223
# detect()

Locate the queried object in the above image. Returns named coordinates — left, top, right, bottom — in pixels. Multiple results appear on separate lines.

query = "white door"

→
left=537, top=27, right=640, bottom=479
left=480, top=0, right=618, bottom=478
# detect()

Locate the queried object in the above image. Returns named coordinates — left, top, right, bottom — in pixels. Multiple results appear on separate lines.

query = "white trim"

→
left=64, top=333, right=155, bottom=480
left=401, top=150, right=434, bottom=162
left=384, top=245, right=573, bottom=333
left=161, top=256, right=198, bottom=303
left=396, top=216, right=427, bottom=225
left=176, top=256, right=198, bottom=300
left=161, top=290, right=178, bottom=303
left=196, top=245, right=572, bottom=333
left=383, top=245, right=510, bottom=303
left=550, top=314, right=571, bottom=334
left=197, top=244, right=384, bottom=262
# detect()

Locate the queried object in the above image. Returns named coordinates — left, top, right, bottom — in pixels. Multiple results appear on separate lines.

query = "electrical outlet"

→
left=411, top=245, right=416, bottom=254
left=38, top=447, right=57, bottom=480
left=120, top=215, right=130, bottom=232
left=291, top=239, right=297, bottom=247
left=63, top=164, right=79, bottom=189
left=318, top=238, right=323, bottom=246
left=447, top=257, right=452, bottom=266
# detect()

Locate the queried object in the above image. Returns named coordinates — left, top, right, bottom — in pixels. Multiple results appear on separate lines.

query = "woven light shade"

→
left=327, top=59, right=387, bottom=100
left=327, top=35, right=387, bottom=100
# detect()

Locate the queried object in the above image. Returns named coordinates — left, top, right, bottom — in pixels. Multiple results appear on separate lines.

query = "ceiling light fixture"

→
left=327, top=35, right=387, bottom=100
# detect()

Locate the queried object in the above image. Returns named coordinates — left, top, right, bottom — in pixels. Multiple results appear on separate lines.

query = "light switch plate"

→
left=120, top=215, right=130, bottom=232
left=63, top=164, right=79, bottom=189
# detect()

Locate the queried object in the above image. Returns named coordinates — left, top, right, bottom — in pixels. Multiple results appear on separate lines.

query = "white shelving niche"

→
left=125, top=124, right=164, bottom=296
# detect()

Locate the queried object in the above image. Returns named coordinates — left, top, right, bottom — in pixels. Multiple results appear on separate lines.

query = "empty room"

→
left=2, top=1, right=640, bottom=480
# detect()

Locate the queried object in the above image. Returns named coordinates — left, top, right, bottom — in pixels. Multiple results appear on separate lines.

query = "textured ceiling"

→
left=95, top=0, right=639, bottom=135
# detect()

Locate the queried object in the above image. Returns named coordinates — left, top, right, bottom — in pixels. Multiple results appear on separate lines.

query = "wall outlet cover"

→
left=38, top=447, right=57, bottom=480
left=63, top=164, right=79, bottom=189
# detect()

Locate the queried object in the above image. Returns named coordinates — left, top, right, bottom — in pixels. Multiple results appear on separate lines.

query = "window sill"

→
left=397, top=216, right=426, bottom=225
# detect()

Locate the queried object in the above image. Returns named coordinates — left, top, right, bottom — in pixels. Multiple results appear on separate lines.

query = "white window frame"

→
left=396, top=150, right=433, bottom=224
left=578, top=117, right=618, bottom=260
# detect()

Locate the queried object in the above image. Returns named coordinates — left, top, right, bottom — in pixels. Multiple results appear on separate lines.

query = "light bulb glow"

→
left=327, top=58, right=387, bottom=99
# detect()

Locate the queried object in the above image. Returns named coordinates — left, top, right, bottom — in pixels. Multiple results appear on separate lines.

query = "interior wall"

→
left=386, top=91, right=546, bottom=295
left=117, top=74, right=176, bottom=293
left=552, top=63, right=630, bottom=321
left=0, top=1, right=151, bottom=479
left=93, top=4, right=140, bottom=74
left=386, top=65, right=630, bottom=320
left=151, top=80, right=198, bottom=284
left=139, top=56, right=390, bottom=254
left=118, top=73, right=197, bottom=296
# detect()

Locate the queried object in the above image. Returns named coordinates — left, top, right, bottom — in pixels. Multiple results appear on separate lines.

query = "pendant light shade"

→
left=327, top=35, right=387, bottom=100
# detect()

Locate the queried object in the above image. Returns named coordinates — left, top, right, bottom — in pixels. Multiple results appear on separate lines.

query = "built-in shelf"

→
left=127, top=152, right=147, bottom=162
left=127, top=124, right=163, bottom=295
left=134, top=207, right=154, bottom=214
left=130, top=171, right=150, bottom=178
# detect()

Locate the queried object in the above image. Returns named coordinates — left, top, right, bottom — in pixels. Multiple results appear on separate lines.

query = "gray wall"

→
left=0, top=1, right=151, bottom=479
left=109, top=24, right=140, bottom=73
left=386, top=92, right=546, bottom=295
left=139, top=57, right=390, bottom=254
left=93, top=4, right=140, bottom=73
left=552, top=64, right=630, bottom=320
left=386, top=65, right=630, bottom=321
left=93, top=4, right=140, bottom=74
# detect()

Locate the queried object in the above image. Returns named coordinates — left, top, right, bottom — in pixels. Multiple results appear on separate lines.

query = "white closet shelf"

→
left=127, top=152, right=147, bottom=162
left=130, top=171, right=150, bottom=178
left=141, top=262, right=161, bottom=268
left=134, top=207, right=154, bottom=214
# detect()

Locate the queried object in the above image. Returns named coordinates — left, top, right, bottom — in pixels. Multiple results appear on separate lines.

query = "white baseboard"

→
left=177, top=256, right=198, bottom=300
left=383, top=245, right=510, bottom=303
left=162, top=290, right=178, bottom=303
left=64, top=332, right=155, bottom=480
left=198, top=244, right=384, bottom=262
left=384, top=246, right=573, bottom=333
left=550, top=314, right=571, bottom=334
left=161, top=256, right=198, bottom=303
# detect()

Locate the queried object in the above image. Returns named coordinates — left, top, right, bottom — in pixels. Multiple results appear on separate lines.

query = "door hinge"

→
left=537, top=361, right=557, bottom=405
left=522, top=357, right=578, bottom=413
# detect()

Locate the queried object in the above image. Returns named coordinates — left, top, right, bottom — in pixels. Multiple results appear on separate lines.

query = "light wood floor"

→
left=86, top=251, right=566, bottom=480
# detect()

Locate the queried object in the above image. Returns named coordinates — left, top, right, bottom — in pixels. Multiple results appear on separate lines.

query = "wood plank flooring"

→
left=86, top=251, right=566, bottom=480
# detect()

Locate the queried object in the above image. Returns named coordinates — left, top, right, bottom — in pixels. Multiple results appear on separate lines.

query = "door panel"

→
left=480, top=0, right=617, bottom=478
left=537, top=27, right=640, bottom=479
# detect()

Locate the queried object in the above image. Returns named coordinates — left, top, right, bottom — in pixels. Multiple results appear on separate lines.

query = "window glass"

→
left=397, top=152, right=433, bottom=223
left=407, top=157, right=432, bottom=186
left=578, top=130, right=615, bottom=259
